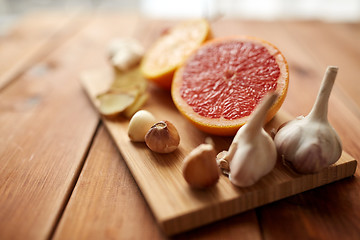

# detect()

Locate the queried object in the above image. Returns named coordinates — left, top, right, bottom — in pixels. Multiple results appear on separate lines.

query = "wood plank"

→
left=52, top=125, right=165, bottom=239
left=0, top=15, right=96, bottom=239
left=282, top=21, right=360, bottom=110
left=80, top=64, right=356, bottom=235
left=173, top=211, right=261, bottom=240
left=0, top=11, right=87, bottom=90
left=0, top=13, right=139, bottom=240
left=258, top=175, right=360, bottom=240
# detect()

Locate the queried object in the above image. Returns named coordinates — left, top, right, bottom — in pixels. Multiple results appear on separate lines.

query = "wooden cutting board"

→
left=80, top=68, right=357, bottom=236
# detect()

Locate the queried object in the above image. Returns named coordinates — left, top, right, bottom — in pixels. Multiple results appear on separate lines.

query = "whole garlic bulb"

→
left=226, top=92, right=278, bottom=187
left=274, top=66, right=342, bottom=174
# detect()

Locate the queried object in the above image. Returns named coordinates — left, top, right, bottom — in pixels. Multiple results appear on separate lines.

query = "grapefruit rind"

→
left=140, top=19, right=211, bottom=90
left=171, top=36, right=289, bottom=136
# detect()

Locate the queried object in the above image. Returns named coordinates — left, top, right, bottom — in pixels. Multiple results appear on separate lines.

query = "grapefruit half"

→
left=140, top=19, right=211, bottom=90
left=171, top=36, right=289, bottom=136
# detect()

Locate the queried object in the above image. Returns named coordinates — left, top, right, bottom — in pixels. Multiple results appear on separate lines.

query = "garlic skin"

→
left=227, top=92, right=279, bottom=187
left=274, top=66, right=342, bottom=174
left=216, top=150, right=230, bottom=175
left=182, top=139, right=220, bottom=188
left=128, top=110, right=157, bottom=142
left=145, top=120, right=180, bottom=153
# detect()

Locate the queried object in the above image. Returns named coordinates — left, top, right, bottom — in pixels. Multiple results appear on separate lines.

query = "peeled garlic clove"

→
left=228, top=92, right=279, bottom=187
left=128, top=110, right=157, bottom=142
left=274, top=66, right=342, bottom=174
left=145, top=120, right=180, bottom=153
left=182, top=139, right=219, bottom=188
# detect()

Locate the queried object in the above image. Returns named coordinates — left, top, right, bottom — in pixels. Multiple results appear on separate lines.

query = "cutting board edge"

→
left=157, top=158, right=357, bottom=236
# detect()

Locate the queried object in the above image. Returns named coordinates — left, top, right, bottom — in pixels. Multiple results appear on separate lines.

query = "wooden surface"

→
left=80, top=67, right=356, bottom=236
left=0, top=12, right=360, bottom=239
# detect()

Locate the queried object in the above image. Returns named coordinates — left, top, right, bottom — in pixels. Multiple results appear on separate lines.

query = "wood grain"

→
left=53, top=125, right=165, bottom=240
left=0, top=13, right=140, bottom=240
left=0, top=15, right=97, bottom=240
left=0, top=12, right=87, bottom=90
left=283, top=21, right=360, bottom=110
left=80, top=65, right=357, bottom=235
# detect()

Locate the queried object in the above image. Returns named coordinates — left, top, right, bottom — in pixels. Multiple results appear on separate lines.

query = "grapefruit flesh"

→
left=171, top=36, right=289, bottom=136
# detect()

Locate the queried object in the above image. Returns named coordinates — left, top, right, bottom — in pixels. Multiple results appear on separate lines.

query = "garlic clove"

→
left=145, top=120, right=180, bottom=153
left=228, top=92, right=279, bottom=187
left=274, top=66, right=342, bottom=174
left=182, top=139, right=220, bottom=189
left=128, top=110, right=157, bottom=142
left=230, top=135, right=277, bottom=187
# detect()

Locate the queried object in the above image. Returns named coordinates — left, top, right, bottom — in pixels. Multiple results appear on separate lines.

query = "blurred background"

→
left=1, top=0, right=360, bottom=34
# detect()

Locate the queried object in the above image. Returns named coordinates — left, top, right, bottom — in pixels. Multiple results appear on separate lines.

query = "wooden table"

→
left=0, top=12, right=359, bottom=240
